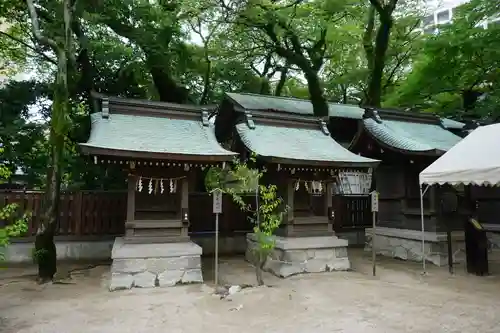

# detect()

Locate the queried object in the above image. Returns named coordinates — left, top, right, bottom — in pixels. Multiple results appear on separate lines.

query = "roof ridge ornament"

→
left=201, top=109, right=209, bottom=126
left=319, top=119, right=330, bottom=135
left=102, top=98, right=109, bottom=119
left=245, top=110, right=255, bottom=129
left=363, top=107, right=382, bottom=123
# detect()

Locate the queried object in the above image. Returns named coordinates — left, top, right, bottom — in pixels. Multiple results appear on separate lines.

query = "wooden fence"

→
left=333, top=195, right=371, bottom=231
left=0, top=190, right=254, bottom=238
left=0, top=190, right=127, bottom=237
left=1, top=190, right=368, bottom=238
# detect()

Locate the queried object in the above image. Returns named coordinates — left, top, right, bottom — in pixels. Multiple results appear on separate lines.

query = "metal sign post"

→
left=371, top=191, right=379, bottom=276
left=212, top=189, right=223, bottom=286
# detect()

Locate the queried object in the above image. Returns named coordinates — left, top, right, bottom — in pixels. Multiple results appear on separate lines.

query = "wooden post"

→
left=325, top=182, right=333, bottom=233
left=74, top=191, right=83, bottom=236
left=180, top=177, right=189, bottom=238
left=286, top=179, right=295, bottom=236
left=126, top=174, right=136, bottom=237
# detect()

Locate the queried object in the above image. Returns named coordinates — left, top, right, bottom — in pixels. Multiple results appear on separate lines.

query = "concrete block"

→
left=158, top=270, right=183, bottom=287
left=304, top=259, right=328, bottom=273
left=5, top=240, right=113, bottom=263
left=134, top=271, right=157, bottom=288
left=247, top=234, right=351, bottom=278
left=277, top=263, right=304, bottom=277
left=181, top=269, right=203, bottom=284
left=112, top=238, right=202, bottom=259
left=334, top=247, right=348, bottom=258
left=187, top=256, right=201, bottom=269
left=283, top=250, right=307, bottom=262
left=112, top=259, right=147, bottom=274
left=314, top=249, right=336, bottom=260
left=327, top=258, right=350, bottom=271
left=109, top=273, right=134, bottom=291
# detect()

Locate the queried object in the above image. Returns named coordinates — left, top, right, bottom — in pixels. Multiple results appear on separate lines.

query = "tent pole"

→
left=420, top=184, right=430, bottom=274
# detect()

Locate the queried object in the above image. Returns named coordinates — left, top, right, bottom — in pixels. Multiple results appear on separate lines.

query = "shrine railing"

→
left=0, top=190, right=253, bottom=239
left=333, top=195, right=371, bottom=231
left=0, top=190, right=127, bottom=237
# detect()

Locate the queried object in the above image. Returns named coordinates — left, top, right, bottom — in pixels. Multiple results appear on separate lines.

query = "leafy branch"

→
left=205, top=153, right=288, bottom=285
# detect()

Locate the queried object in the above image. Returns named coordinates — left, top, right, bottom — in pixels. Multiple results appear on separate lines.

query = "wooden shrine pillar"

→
left=324, top=182, right=334, bottom=234
left=277, top=179, right=295, bottom=237
left=180, top=177, right=189, bottom=238
left=287, top=179, right=295, bottom=224
left=126, top=174, right=136, bottom=237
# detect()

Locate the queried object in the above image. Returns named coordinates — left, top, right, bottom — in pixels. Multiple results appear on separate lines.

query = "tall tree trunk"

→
left=199, top=44, right=211, bottom=105
left=36, top=48, right=70, bottom=282
left=366, top=17, right=393, bottom=107
left=364, top=0, right=399, bottom=108
left=274, top=64, right=289, bottom=96
left=143, top=49, right=189, bottom=103
left=304, top=69, right=329, bottom=117
left=27, top=0, right=73, bottom=281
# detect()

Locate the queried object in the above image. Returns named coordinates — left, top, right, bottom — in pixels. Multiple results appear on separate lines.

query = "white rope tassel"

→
left=138, top=177, right=143, bottom=192
left=318, top=181, right=323, bottom=193
left=148, top=178, right=153, bottom=194
left=160, top=179, right=164, bottom=194
left=295, top=179, right=300, bottom=191
left=173, top=179, right=177, bottom=193
left=169, top=179, right=174, bottom=193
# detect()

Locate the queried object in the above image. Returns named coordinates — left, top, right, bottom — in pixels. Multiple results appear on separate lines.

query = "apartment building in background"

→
left=420, top=0, right=500, bottom=34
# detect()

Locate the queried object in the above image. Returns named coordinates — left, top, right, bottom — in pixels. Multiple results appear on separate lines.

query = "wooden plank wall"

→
left=0, top=190, right=127, bottom=237
left=333, top=196, right=371, bottom=231
left=0, top=190, right=254, bottom=238
left=1, top=190, right=376, bottom=237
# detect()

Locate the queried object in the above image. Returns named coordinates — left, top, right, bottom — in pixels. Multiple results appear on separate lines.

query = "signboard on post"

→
left=213, top=189, right=223, bottom=214
left=212, top=189, right=223, bottom=286
left=371, top=191, right=379, bottom=212
left=370, top=191, right=379, bottom=276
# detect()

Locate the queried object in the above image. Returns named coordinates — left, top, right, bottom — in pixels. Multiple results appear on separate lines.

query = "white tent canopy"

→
left=418, top=123, right=500, bottom=274
left=420, top=123, right=500, bottom=186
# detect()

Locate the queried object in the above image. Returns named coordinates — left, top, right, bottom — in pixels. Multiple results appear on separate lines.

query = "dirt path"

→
left=1, top=251, right=499, bottom=333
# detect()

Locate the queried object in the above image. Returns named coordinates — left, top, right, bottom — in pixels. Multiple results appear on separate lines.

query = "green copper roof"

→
left=81, top=112, right=237, bottom=159
left=363, top=118, right=462, bottom=153
left=226, top=92, right=363, bottom=119
left=440, top=118, right=465, bottom=129
left=236, top=122, right=379, bottom=166
left=225, top=93, right=464, bottom=128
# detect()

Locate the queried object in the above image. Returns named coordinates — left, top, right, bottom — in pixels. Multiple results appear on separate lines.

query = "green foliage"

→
left=0, top=147, right=29, bottom=260
left=385, top=0, right=500, bottom=118
left=31, top=247, right=49, bottom=264
left=0, top=80, right=50, bottom=187
left=205, top=153, right=287, bottom=284
left=251, top=184, right=283, bottom=254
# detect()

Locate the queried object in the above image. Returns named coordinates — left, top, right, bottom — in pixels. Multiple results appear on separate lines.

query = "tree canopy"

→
left=0, top=0, right=498, bottom=190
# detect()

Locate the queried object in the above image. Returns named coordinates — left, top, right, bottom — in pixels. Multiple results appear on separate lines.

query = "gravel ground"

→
left=1, top=250, right=500, bottom=333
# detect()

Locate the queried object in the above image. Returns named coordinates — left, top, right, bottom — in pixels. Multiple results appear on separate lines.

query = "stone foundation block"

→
left=109, top=238, right=203, bottom=291
left=158, top=270, right=184, bottom=287
left=181, top=269, right=203, bottom=284
left=365, top=227, right=466, bottom=267
left=111, top=259, right=147, bottom=274
left=109, top=273, right=134, bottom=291
left=246, top=233, right=351, bottom=278
left=134, top=271, right=157, bottom=288
left=304, top=259, right=329, bottom=273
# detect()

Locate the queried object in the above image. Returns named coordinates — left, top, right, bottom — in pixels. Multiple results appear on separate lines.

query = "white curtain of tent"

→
left=418, top=123, right=500, bottom=272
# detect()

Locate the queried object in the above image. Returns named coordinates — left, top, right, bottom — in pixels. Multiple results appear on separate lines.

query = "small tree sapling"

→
left=205, top=154, right=287, bottom=285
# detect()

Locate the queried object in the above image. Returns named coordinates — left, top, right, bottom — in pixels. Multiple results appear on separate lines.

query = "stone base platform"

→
left=365, top=227, right=465, bottom=267
left=245, top=233, right=351, bottom=278
left=109, top=237, right=203, bottom=291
